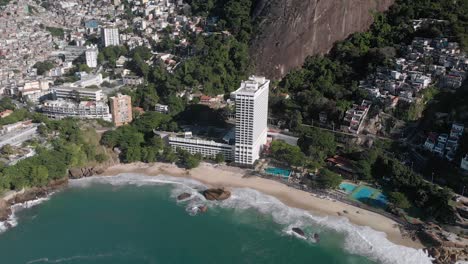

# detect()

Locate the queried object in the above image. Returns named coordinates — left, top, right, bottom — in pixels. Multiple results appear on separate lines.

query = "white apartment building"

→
left=41, top=100, right=111, bottom=121
left=168, top=133, right=235, bottom=161
left=102, top=27, right=120, bottom=47
left=53, top=86, right=104, bottom=101
left=231, top=76, right=270, bottom=165
left=85, top=46, right=98, bottom=68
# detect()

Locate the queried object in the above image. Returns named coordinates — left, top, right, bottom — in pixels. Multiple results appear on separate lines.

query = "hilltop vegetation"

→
left=0, top=118, right=109, bottom=191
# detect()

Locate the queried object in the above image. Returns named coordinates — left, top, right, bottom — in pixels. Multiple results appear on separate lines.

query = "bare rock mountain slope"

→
left=250, top=0, right=395, bottom=79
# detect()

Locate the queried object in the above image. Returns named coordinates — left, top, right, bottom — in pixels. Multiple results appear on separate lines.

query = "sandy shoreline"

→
left=102, top=161, right=423, bottom=249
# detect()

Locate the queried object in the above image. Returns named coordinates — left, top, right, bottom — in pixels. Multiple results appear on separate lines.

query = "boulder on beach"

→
left=292, top=227, right=305, bottom=237
left=177, top=193, right=191, bottom=201
left=202, top=188, right=231, bottom=201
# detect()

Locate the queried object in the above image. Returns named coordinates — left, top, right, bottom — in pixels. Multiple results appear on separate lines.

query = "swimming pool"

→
left=350, top=186, right=388, bottom=208
left=339, top=183, right=357, bottom=194
left=265, top=167, right=291, bottom=178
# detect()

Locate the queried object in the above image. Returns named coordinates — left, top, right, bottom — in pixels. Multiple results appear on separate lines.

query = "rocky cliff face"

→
left=250, top=0, right=395, bottom=79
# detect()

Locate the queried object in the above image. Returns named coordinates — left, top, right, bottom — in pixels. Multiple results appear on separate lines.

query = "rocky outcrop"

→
left=250, top=0, right=395, bottom=79
left=292, top=227, right=305, bottom=237
left=177, top=193, right=191, bottom=200
left=202, top=188, right=231, bottom=201
left=427, top=247, right=468, bottom=264
left=68, top=166, right=107, bottom=179
left=11, top=178, right=68, bottom=204
left=0, top=199, right=11, bottom=221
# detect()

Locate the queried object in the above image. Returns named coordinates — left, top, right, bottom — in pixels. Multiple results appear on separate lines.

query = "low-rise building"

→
left=122, top=75, right=144, bottom=86
left=53, top=86, right=104, bottom=101
left=158, top=131, right=235, bottom=161
left=155, top=103, right=169, bottom=114
left=461, top=154, right=468, bottom=171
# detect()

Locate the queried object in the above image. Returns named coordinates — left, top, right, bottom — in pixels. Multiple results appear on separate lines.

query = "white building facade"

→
left=53, top=86, right=104, bottom=101
left=85, top=46, right=98, bottom=68
left=168, top=136, right=235, bottom=161
left=41, top=100, right=111, bottom=121
left=102, top=27, right=120, bottom=47
left=231, top=76, right=270, bottom=165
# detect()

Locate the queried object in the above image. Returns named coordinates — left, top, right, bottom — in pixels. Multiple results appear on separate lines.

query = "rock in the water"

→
left=177, top=193, right=191, bottom=200
left=198, top=205, right=208, bottom=213
left=203, top=188, right=231, bottom=201
left=314, top=233, right=320, bottom=242
left=292, top=227, right=305, bottom=237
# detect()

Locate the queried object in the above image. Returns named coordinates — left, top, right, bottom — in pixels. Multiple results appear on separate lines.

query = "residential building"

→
left=41, top=100, right=111, bottom=121
left=155, top=103, right=169, bottom=114
left=85, top=45, right=98, bottom=68
left=164, top=132, right=234, bottom=161
left=424, top=133, right=437, bottom=151
left=450, top=123, right=465, bottom=138
left=53, top=86, right=104, bottom=101
left=0, top=121, right=39, bottom=148
left=341, top=100, right=372, bottom=134
left=102, top=27, right=120, bottom=47
left=231, top=76, right=270, bottom=165
left=122, top=75, right=144, bottom=86
left=109, top=93, right=132, bottom=126
left=461, top=155, right=468, bottom=171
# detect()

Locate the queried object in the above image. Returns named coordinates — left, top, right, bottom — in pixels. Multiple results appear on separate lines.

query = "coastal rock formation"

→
left=68, top=166, right=107, bottom=179
left=0, top=199, right=11, bottom=221
left=427, top=247, right=468, bottom=264
left=11, top=178, right=68, bottom=204
left=177, top=193, right=191, bottom=200
left=198, top=205, right=208, bottom=213
left=250, top=0, right=395, bottom=79
left=202, top=188, right=231, bottom=201
left=292, top=227, right=305, bottom=237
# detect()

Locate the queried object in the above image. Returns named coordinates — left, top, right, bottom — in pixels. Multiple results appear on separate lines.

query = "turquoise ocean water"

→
left=0, top=174, right=431, bottom=264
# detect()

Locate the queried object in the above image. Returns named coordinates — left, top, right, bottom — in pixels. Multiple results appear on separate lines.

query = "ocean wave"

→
left=73, top=173, right=432, bottom=264
left=0, top=195, right=52, bottom=234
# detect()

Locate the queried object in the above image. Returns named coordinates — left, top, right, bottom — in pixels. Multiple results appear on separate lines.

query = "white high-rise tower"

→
left=231, top=76, right=270, bottom=165
left=102, top=27, right=120, bottom=47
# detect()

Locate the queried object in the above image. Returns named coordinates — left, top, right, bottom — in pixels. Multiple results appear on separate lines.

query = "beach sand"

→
left=103, top=162, right=423, bottom=249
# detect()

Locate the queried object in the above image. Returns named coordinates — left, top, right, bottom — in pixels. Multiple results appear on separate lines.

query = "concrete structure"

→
left=53, top=86, right=104, bottom=101
left=41, top=100, right=111, bottom=121
left=461, top=155, right=468, bottom=171
left=165, top=132, right=234, bottom=161
left=85, top=45, right=98, bottom=68
left=231, top=76, right=270, bottom=165
left=109, top=93, right=132, bottom=126
left=102, top=27, right=120, bottom=47
left=155, top=103, right=169, bottom=114
left=123, top=75, right=144, bottom=86
left=0, top=121, right=39, bottom=148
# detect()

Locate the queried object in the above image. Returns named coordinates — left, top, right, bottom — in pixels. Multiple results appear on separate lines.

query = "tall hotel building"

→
left=231, top=76, right=270, bottom=165
left=161, top=76, right=269, bottom=165
left=101, top=27, right=120, bottom=47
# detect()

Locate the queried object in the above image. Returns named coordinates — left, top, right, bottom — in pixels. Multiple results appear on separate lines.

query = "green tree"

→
left=388, top=192, right=411, bottom=209
left=270, top=140, right=305, bottom=167
left=317, top=168, right=342, bottom=189
left=215, top=153, right=225, bottom=163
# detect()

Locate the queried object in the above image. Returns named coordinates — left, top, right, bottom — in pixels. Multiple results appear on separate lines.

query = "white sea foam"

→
left=69, top=173, right=433, bottom=264
left=0, top=195, right=52, bottom=234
